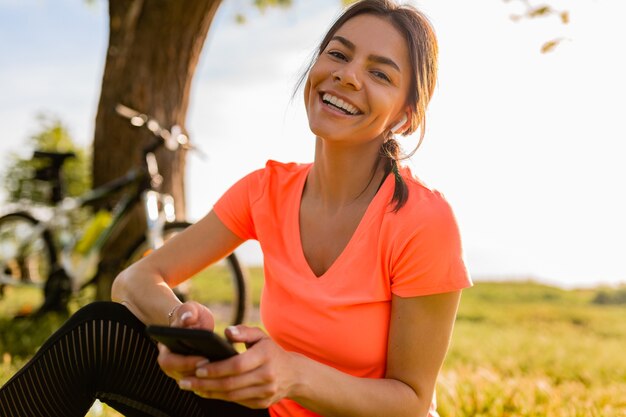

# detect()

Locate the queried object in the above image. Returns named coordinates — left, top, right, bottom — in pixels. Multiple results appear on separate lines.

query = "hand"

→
left=157, top=301, right=215, bottom=380
left=178, top=325, right=300, bottom=409
left=169, top=300, right=215, bottom=330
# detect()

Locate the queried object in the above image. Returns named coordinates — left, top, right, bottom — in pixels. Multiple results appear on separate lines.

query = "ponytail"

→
left=380, top=138, right=408, bottom=212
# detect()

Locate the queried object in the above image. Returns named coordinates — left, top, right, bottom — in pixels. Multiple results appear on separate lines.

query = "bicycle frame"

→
left=2, top=104, right=248, bottom=325
left=0, top=160, right=174, bottom=291
left=0, top=104, right=187, bottom=293
left=61, top=163, right=175, bottom=289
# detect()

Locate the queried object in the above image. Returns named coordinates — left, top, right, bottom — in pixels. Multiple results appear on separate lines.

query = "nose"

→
left=332, top=64, right=362, bottom=90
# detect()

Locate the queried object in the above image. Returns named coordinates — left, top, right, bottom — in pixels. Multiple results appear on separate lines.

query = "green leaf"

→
left=540, top=39, right=561, bottom=54
left=253, top=0, right=293, bottom=12
left=529, top=6, right=552, bottom=18
left=235, top=13, right=246, bottom=25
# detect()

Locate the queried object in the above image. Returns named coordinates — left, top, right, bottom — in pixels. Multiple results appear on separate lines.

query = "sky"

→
left=0, top=0, right=624, bottom=289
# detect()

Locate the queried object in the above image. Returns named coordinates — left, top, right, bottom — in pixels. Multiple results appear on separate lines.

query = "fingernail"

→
left=195, top=359, right=210, bottom=368
left=180, top=312, right=192, bottom=322
left=196, top=368, right=208, bottom=377
left=227, top=326, right=239, bottom=336
left=179, top=379, right=192, bottom=390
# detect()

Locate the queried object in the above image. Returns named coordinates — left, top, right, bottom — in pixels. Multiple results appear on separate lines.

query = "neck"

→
left=306, top=136, right=386, bottom=208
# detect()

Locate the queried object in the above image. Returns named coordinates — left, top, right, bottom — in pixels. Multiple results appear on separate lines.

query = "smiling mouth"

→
left=321, top=93, right=362, bottom=115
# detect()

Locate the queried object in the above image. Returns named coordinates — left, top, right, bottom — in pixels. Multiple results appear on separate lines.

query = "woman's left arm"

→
left=171, top=290, right=462, bottom=417
left=290, top=291, right=462, bottom=417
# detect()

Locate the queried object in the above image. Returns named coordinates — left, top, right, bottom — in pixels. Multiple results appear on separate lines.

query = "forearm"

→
left=111, top=262, right=180, bottom=326
left=289, top=353, right=431, bottom=417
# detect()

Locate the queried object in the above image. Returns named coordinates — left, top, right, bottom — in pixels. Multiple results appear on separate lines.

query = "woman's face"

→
left=304, top=13, right=411, bottom=145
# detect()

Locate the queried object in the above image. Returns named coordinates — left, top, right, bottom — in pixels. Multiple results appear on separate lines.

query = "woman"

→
left=0, top=1, right=471, bottom=416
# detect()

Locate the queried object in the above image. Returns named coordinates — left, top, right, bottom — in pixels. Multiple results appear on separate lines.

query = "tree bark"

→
left=93, top=0, right=222, bottom=300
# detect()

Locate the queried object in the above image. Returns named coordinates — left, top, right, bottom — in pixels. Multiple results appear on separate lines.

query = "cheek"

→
left=303, top=77, right=311, bottom=110
left=304, top=62, right=324, bottom=114
left=307, top=59, right=325, bottom=90
left=304, top=75, right=311, bottom=100
left=374, top=89, right=407, bottom=123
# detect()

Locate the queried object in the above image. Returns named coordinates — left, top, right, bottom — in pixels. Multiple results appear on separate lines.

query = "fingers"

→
left=156, top=323, right=265, bottom=381
left=156, top=304, right=217, bottom=383
left=180, top=363, right=280, bottom=409
left=170, top=301, right=214, bottom=330
left=176, top=330, right=294, bottom=409
left=188, top=380, right=278, bottom=409
left=183, top=362, right=271, bottom=393
left=157, top=343, right=209, bottom=379
left=194, top=339, right=267, bottom=380
left=225, top=325, right=267, bottom=347
left=169, top=303, right=192, bottom=327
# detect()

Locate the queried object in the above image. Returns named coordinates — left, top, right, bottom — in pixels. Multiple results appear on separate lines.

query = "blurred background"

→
left=1, top=2, right=625, bottom=416
left=0, top=0, right=624, bottom=288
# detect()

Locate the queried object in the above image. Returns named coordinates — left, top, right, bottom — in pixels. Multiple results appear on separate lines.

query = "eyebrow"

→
left=330, top=35, right=401, bottom=72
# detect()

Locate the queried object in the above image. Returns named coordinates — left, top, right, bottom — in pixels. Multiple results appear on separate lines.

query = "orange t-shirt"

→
left=213, top=160, right=471, bottom=417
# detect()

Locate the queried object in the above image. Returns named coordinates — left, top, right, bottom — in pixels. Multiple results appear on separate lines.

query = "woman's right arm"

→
left=111, top=210, right=245, bottom=326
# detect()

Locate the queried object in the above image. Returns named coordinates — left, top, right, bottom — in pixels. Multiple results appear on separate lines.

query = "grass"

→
left=1, top=274, right=625, bottom=416
left=438, top=281, right=626, bottom=417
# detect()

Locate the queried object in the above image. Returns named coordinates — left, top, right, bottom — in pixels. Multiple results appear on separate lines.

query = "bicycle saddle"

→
left=32, top=151, right=77, bottom=202
left=32, top=150, right=76, bottom=164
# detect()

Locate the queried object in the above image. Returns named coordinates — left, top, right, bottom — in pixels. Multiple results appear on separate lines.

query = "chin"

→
left=308, top=123, right=343, bottom=142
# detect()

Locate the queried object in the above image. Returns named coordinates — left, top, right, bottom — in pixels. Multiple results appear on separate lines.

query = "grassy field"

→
left=1, top=270, right=625, bottom=416
left=438, top=282, right=626, bottom=417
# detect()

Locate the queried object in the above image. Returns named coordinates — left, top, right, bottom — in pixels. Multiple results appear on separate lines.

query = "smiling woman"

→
left=0, top=1, right=471, bottom=416
left=301, top=1, right=438, bottom=215
left=305, top=15, right=411, bottom=141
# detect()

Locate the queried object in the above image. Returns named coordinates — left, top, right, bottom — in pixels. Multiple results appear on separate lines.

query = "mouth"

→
left=320, top=93, right=362, bottom=116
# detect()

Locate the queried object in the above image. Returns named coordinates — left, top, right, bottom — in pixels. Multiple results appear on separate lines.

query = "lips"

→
left=320, top=92, right=363, bottom=115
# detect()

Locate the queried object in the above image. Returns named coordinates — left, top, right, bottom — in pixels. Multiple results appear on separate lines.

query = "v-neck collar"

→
left=292, top=166, right=395, bottom=280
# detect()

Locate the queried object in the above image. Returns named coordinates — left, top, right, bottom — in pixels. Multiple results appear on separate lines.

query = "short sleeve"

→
left=213, top=169, right=265, bottom=241
left=390, top=193, right=472, bottom=297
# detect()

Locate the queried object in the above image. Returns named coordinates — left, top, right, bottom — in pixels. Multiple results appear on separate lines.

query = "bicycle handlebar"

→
left=115, top=104, right=204, bottom=157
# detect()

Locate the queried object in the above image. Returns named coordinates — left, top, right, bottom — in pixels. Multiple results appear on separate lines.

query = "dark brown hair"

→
left=297, top=0, right=439, bottom=211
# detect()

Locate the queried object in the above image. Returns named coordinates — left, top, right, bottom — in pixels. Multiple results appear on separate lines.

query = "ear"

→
left=390, top=112, right=409, bottom=134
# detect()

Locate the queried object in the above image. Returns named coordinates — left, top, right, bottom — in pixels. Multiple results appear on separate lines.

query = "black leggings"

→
left=0, top=302, right=270, bottom=417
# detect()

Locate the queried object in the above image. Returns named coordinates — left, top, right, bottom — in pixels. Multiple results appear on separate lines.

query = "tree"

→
left=92, top=0, right=341, bottom=299
left=91, top=0, right=223, bottom=299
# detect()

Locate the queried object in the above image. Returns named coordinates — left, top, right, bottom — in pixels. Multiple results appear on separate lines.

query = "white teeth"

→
left=322, top=93, right=359, bottom=115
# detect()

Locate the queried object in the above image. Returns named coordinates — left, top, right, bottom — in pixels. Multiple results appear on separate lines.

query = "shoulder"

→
left=394, top=165, right=456, bottom=225
left=256, top=159, right=311, bottom=187
left=384, top=166, right=471, bottom=295
left=213, top=160, right=310, bottom=240
left=263, top=159, right=311, bottom=178
left=246, top=160, right=310, bottom=181
left=380, top=165, right=462, bottom=254
left=240, top=160, right=311, bottom=203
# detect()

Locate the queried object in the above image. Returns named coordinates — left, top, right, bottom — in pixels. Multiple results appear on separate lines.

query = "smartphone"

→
left=146, top=325, right=238, bottom=362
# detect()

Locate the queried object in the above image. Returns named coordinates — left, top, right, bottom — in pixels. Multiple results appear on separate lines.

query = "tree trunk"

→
left=92, top=0, right=222, bottom=300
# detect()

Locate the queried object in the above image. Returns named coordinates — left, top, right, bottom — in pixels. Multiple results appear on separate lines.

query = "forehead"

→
left=332, top=13, right=409, bottom=67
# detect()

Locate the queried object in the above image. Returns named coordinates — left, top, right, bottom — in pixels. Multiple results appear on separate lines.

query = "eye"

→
left=371, top=70, right=391, bottom=82
left=328, top=50, right=348, bottom=61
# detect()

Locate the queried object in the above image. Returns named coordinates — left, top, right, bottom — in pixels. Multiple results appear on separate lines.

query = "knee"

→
left=69, top=301, right=142, bottom=327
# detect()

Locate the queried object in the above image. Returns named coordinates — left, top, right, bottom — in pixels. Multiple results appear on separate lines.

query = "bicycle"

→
left=0, top=104, right=248, bottom=329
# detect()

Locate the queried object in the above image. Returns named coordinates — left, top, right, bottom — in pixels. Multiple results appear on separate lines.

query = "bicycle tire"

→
left=124, top=222, right=248, bottom=330
left=0, top=212, right=56, bottom=313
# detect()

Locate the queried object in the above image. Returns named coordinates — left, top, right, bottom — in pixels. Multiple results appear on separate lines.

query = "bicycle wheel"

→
left=125, top=222, right=248, bottom=331
left=0, top=212, right=55, bottom=313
